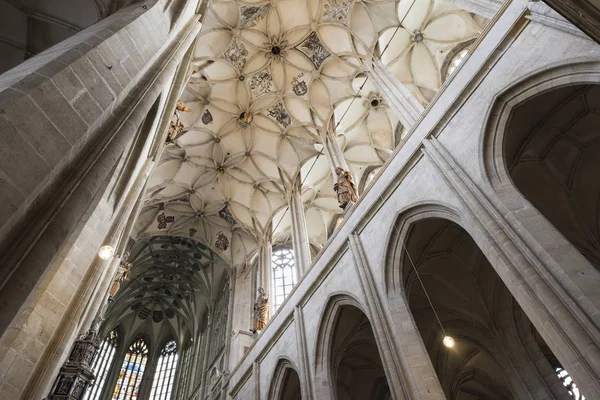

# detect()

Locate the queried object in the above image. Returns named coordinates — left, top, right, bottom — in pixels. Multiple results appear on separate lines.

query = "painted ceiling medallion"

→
left=222, top=39, right=248, bottom=70
left=202, top=109, right=213, bottom=125
left=157, top=212, right=174, bottom=229
left=215, top=232, right=229, bottom=251
left=238, top=111, right=253, bottom=128
left=219, top=206, right=237, bottom=225
left=292, top=73, right=307, bottom=96
left=239, top=4, right=269, bottom=29
left=265, top=38, right=287, bottom=61
left=267, top=102, right=291, bottom=127
left=249, top=70, right=274, bottom=97
left=295, top=32, right=331, bottom=69
left=323, top=0, right=354, bottom=24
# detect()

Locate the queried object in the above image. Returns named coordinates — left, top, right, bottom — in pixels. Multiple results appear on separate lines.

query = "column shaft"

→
left=289, top=179, right=311, bottom=275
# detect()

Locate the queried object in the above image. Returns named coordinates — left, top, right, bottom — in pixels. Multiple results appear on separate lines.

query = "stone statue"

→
left=167, top=113, right=184, bottom=142
left=109, top=252, right=132, bottom=299
left=251, top=287, right=269, bottom=333
left=333, top=167, right=358, bottom=209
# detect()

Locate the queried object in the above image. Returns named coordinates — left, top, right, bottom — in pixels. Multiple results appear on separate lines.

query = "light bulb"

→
left=98, top=245, right=115, bottom=260
left=443, top=335, right=455, bottom=348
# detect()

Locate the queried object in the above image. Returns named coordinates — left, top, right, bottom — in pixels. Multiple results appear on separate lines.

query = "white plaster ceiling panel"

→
left=134, top=0, right=482, bottom=266
left=379, top=0, right=483, bottom=103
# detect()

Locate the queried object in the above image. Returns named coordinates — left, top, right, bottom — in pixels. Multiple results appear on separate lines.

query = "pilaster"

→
left=289, top=179, right=312, bottom=275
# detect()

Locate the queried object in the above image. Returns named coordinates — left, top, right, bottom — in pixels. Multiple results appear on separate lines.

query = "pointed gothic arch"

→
left=267, top=358, right=302, bottom=400
left=385, top=208, right=573, bottom=400
left=314, top=294, right=391, bottom=400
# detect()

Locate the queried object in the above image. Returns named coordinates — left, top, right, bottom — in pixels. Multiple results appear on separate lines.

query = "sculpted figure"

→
left=176, top=100, right=191, bottom=112
left=333, top=167, right=358, bottom=208
left=252, top=287, right=269, bottom=333
left=109, top=252, right=132, bottom=299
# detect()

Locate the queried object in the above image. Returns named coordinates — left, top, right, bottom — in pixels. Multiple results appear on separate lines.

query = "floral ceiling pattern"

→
left=132, top=0, right=486, bottom=267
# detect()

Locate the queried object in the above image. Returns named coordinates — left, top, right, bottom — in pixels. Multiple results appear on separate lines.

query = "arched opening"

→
left=269, top=360, right=302, bottom=400
left=400, top=217, right=577, bottom=400
left=329, top=305, right=391, bottom=400
left=504, top=84, right=600, bottom=271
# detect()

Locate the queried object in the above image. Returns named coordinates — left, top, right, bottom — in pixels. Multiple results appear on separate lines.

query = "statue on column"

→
left=251, top=287, right=269, bottom=333
left=108, top=252, right=132, bottom=300
left=334, top=167, right=358, bottom=209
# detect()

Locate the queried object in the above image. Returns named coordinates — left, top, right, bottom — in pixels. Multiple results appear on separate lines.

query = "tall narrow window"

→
left=112, top=338, right=148, bottom=400
left=149, top=340, right=179, bottom=400
left=272, top=247, right=297, bottom=310
left=83, top=330, right=119, bottom=400
left=177, top=338, right=193, bottom=398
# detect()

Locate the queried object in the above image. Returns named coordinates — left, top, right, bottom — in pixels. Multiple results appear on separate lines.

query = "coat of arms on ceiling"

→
left=249, top=70, right=273, bottom=97
left=295, top=32, right=331, bottom=69
left=267, top=102, right=291, bottom=128
left=215, top=231, right=229, bottom=251
left=157, top=212, right=175, bottom=229
left=219, top=206, right=237, bottom=225
left=222, top=39, right=248, bottom=70
left=239, top=4, right=269, bottom=29
left=189, top=228, right=197, bottom=237
left=322, top=0, right=353, bottom=23
left=292, top=73, right=307, bottom=96
left=202, top=109, right=213, bottom=125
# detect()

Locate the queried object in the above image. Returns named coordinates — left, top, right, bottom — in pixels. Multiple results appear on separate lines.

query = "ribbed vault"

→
left=133, top=0, right=487, bottom=267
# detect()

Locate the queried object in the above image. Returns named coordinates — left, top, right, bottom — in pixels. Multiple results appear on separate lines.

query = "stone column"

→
left=321, top=128, right=349, bottom=178
left=366, top=60, right=424, bottom=131
left=289, top=178, right=311, bottom=275
left=4, top=14, right=203, bottom=400
left=256, top=236, right=273, bottom=316
left=443, top=0, right=501, bottom=19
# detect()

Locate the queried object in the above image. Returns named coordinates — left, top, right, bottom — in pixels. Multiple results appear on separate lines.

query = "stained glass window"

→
left=83, top=330, right=118, bottom=400
left=112, top=338, right=148, bottom=400
left=556, top=368, right=585, bottom=400
left=149, top=340, right=179, bottom=400
left=272, top=248, right=297, bottom=310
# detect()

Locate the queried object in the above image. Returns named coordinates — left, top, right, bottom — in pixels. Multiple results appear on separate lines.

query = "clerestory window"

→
left=272, top=247, right=297, bottom=310
left=83, top=329, right=119, bottom=400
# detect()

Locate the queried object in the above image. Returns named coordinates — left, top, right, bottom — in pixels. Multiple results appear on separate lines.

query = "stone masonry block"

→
left=0, top=114, right=51, bottom=195
left=52, top=67, right=85, bottom=101
left=71, top=57, right=115, bottom=110
left=96, top=43, right=131, bottom=87
left=0, top=176, right=25, bottom=220
left=85, top=50, right=123, bottom=95
left=116, top=30, right=146, bottom=71
left=3, top=353, right=34, bottom=390
left=30, top=80, right=89, bottom=143
left=73, top=92, right=103, bottom=125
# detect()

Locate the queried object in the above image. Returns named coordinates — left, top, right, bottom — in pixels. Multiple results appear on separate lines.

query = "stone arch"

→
left=482, top=59, right=600, bottom=186
left=480, top=60, right=600, bottom=320
left=385, top=209, right=573, bottom=399
left=268, top=358, right=302, bottom=400
left=384, top=202, right=462, bottom=294
left=314, top=293, right=391, bottom=400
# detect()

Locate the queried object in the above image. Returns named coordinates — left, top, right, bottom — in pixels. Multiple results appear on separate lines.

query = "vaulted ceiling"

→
left=132, top=0, right=488, bottom=269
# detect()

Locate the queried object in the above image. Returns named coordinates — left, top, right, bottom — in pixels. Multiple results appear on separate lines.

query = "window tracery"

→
left=83, top=330, right=118, bottom=400
left=272, top=248, right=297, bottom=310
left=112, top=338, right=148, bottom=400
left=149, top=340, right=179, bottom=400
